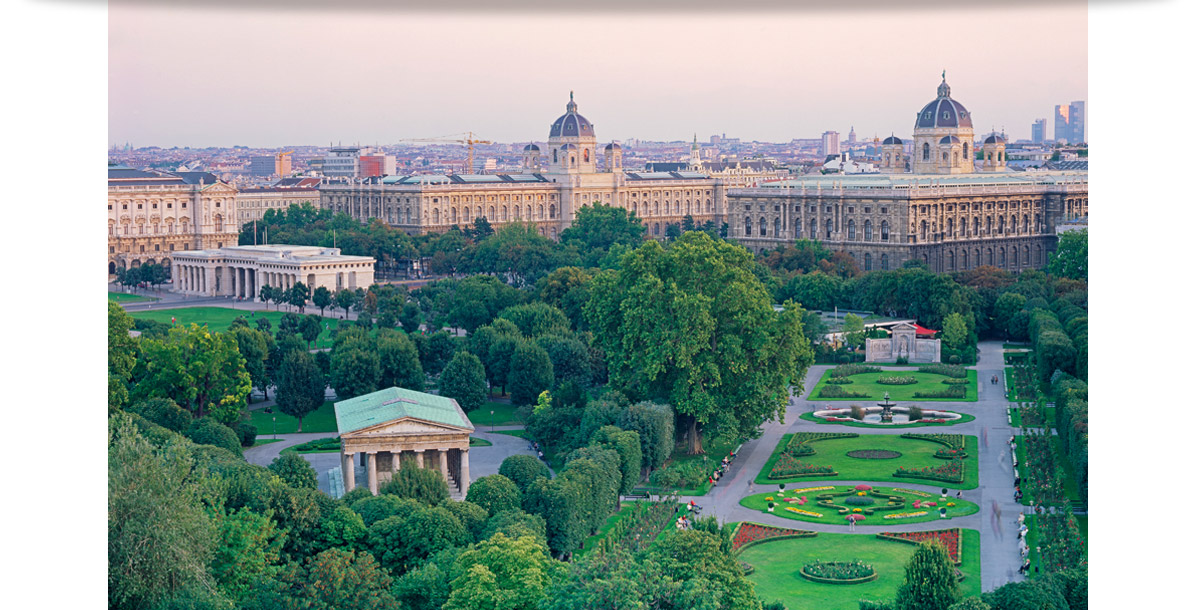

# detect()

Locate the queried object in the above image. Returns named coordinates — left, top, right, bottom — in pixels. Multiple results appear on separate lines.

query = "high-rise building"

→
left=822, top=131, right=840, bottom=158
left=359, top=154, right=397, bottom=177
left=1054, top=105, right=1071, bottom=143
left=322, top=147, right=361, bottom=177
left=1068, top=101, right=1086, bottom=144
left=1031, top=119, right=1046, bottom=144
left=249, top=152, right=293, bottom=177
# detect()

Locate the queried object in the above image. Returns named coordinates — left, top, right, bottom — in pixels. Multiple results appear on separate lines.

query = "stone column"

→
left=205, top=266, right=215, bottom=296
left=367, top=452, right=379, bottom=495
left=438, top=449, right=450, bottom=483
left=229, top=266, right=237, bottom=297
left=342, top=452, right=356, bottom=495
left=257, top=271, right=267, bottom=300
left=414, top=449, right=424, bottom=469
left=459, top=448, right=470, bottom=496
left=391, top=451, right=401, bottom=472
left=173, top=264, right=182, bottom=291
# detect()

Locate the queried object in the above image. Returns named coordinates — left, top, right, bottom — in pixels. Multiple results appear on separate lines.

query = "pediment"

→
left=341, top=416, right=470, bottom=439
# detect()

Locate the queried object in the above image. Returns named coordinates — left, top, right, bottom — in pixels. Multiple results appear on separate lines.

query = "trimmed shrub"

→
left=917, top=364, right=968, bottom=378
left=907, top=406, right=925, bottom=421
left=186, top=417, right=242, bottom=457
left=233, top=422, right=258, bottom=447
left=127, top=397, right=191, bottom=433
left=914, top=386, right=967, bottom=399
left=269, top=451, right=318, bottom=489
left=877, top=376, right=918, bottom=385
left=830, top=364, right=882, bottom=378
left=942, top=378, right=970, bottom=385
left=820, top=385, right=870, bottom=398
left=828, top=377, right=855, bottom=385
left=850, top=405, right=866, bottom=420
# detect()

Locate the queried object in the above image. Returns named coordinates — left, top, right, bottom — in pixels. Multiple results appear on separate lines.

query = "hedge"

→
left=917, top=363, right=968, bottom=378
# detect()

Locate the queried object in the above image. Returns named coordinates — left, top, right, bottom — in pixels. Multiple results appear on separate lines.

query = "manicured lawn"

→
left=469, top=436, right=492, bottom=447
left=800, top=411, right=975, bottom=429
left=756, top=433, right=979, bottom=490
left=806, top=370, right=978, bottom=402
left=252, top=438, right=285, bottom=447
left=739, top=485, right=978, bottom=526
left=248, top=401, right=339, bottom=435
left=740, top=529, right=981, bottom=610
left=109, top=291, right=159, bottom=303
left=130, top=307, right=341, bottom=349
left=467, top=401, right=522, bottom=427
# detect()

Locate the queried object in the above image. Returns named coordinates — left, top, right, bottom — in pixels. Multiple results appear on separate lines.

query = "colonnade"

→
left=341, top=446, right=470, bottom=497
left=171, top=262, right=316, bottom=299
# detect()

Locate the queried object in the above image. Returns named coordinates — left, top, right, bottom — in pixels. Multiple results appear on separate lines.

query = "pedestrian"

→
left=956, top=490, right=963, bottom=499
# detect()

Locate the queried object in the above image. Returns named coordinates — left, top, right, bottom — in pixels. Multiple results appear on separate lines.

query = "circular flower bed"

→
left=800, top=560, right=878, bottom=584
left=846, top=449, right=902, bottom=459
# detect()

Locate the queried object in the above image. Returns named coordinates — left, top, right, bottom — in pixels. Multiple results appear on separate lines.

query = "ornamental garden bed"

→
left=738, top=530, right=981, bottom=610
left=846, top=450, right=902, bottom=459
left=799, top=411, right=975, bottom=429
left=739, top=485, right=978, bottom=526
left=581, top=500, right=685, bottom=555
left=807, top=369, right=978, bottom=402
left=757, top=433, right=979, bottom=489
left=730, top=522, right=817, bottom=553
left=799, top=560, right=878, bottom=584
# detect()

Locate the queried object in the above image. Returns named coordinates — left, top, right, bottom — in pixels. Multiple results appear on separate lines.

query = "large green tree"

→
left=1046, top=229, right=1087, bottom=280
left=507, top=341, right=554, bottom=407
left=464, top=475, right=522, bottom=517
left=230, top=327, right=271, bottom=402
left=275, top=350, right=326, bottom=432
left=558, top=202, right=646, bottom=266
left=895, top=541, right=961, bottom=610
left=131, top=324, right=252, bottom=424
left=444, top=533, right=559, bottom=610
left=109, top=301, right=138, bottom=411
left=377, top=331, right=425, bottom=390
left=586, top=232, right=814, bottom=453
left=439, top=351, right=488, bottom=413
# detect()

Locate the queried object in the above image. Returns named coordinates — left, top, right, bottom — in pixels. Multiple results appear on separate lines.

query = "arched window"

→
left=847, top=220, right=856, bottom=240
left=880, top=221, right=889, bottom=242
left=653, top=223, right=660, bottom=236
left=584, top=149, right=589, bottom=162
left=549, top=204, right=556, bottom=219
left=825, top=219, right=833, bottom=240
left=987, top=248, right=994, bottom=266
left=864, top=253, right=872, bottom=271
left=999, top=248, right=1006, bottom=267
left=998, top=216, right=1005, bottom=233
left=943, top=152, right=949, bottom=162
left=760, top=217, right=767, bottom=237
left=863, top=220, right=873, bottom=241
left=987, top=152, right=993, bottom=161
left=948, top=250, right=956, bottom=271
left=973, top=217, right=980, bottom=236
left=986, top=216, right=992, bottom=234
left=795, top=221, right=803, bottom=238
left=1024, top=245, right=1031, bottom=265
left=810, top=218, right=817, bottom=240
left=745, top=216, right=752, bottom=236
left=963, top=142, right=969, bottom=159
left=526, top=205, right=532, bottom=219
left=539, top=205, right=545, bottom=219
left=920, top=220, right=927, bottom=241
left=1011, top=215, right=1018, bottom=233
left=881, top=254, right=889, bottom=270
left=975, top=249, right=981, bottom=267
left=553, top=149, right=558, bottom=163
left=773, top=217, right=781, bottom=237
left=922, top=143, right=930, bottom=160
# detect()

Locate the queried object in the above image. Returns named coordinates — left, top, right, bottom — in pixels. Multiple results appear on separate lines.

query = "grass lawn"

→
left=109, top=291, right=159, bottom=303
left=469, top=436, right=492, bottom=447
left=252, top=438, right=285, bottom=447
left=806, top=370, right=978, bottom=402
left=249, top=401, right=339, bottom=435
left=130, top=307, right=342, bottom=349
left=468, top=401, right=523, bottom=427
left=800, top=411, right=975, bottom=429
left=756, top=433, right=979, bottom=490
left=740, top=529, right=981, bottom=610
left=739, top=485, right=978, bottom=526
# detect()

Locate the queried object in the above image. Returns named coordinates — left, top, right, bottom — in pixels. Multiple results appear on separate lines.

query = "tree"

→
left=186, top=418, right=243, bottom=456
left=268, top=452, right=318, bottom=490
left=465, top=216, right=495, bottom=242
left=941, top=312, right=970, bottom=352
left=498, top=455, right=551, bottom=494
left=109, top=415, right=216, bottom=610
left=587, top=232, right=814, bottom=454
left=590, top=425, right=643, bottom=496
left=982, top=578, right=1070, bottom=610
left=368, top=506, right=470, bottom=573
left=992, top=293, right=1027, bottom=340
left=335, top=289, right=357, bottom=319
left=288, top=282, right=311, bottom=312
left=559, top=202, right=646, bottom=266
left=312, top=286, right=333, bottom=317
left=618, top=401, right=675, bottom=474
left=464, top=475, right=522, bottom=517
left=350, top=494, right=422, bottom=528
left=231, top=327, right=271, bottom=402
left=132, top=325, right=254, bottom=424
left=843, top=313, right=866, bottom=350
left=1046, top=229, right=1087, bottom=280
left=521, top=475, right=587, bottom=558
left=415, top=330, right=456, bottom=377
left=377, top=331, right=425, bottom=390
left=311, top=506, right=367, bottom=555
left=209, top=507, right=284, bottom=600
left=895, top=541, right=960, bottom=610
left=379, top=459, right=450, bottom=505
left=109, top=301, right=138, bottom=411
left=439, top=351, right=488, bottom=413
left=507, top=341, right=555, bottom=407
left=486, top=334, right=521, bottom=396
left=444, top=533, right=559, bottom=610
left=948, top=599, right=991, bottom=610
left=400, top=301, right=423, bottom=334
left=299, top=314, right=323, bottom=348
left=646, top=528, right=761, bottom=610
left=127, top=397, right=191, bottom=433
left=330, top=345, right=380, bottom=399
left=498, top=302, right=571, bottom=338
left=256, top=548, right=397, bottom=610
left=276, top=350, right=326, bottom=432
left=536, top=334, right=592, bottom=387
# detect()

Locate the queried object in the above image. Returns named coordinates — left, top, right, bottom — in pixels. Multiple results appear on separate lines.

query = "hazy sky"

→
left=109, top=2, right=1087, bottom=147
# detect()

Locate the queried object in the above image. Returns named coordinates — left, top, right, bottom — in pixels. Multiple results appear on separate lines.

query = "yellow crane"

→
left=398, top=132, right=492, bottom=174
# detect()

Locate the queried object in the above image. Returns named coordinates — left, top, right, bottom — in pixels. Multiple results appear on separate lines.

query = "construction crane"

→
left=398, top=132, right=492, bottom=174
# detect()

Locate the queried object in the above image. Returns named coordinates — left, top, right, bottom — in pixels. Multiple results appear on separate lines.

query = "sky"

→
left=110, top=2, right=1086, bottom=147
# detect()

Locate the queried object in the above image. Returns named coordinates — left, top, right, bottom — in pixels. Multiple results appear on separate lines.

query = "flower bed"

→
left=876, top=528, right=962, bottom=564
left=883, top=511, right=928, bottom=520
left=830, top=364, right=882, bottom=378
left=917, top=363, right=968, bottom=378
left=934, top=448, right=969, bottom=459
left=913, top=386, right=967, bottom=399
left=894, top=459, right=964, bottom=483
left=820, top=385, right=871, bottom=398
left=800, top=560, right=878, bottom=585
left=785, top=507, right=823, bottom=518
left=901, top=433, right=966, bottom=450
left=730, top=522, right=816, bottom=553
left=794, top=486, right=836, bottom=493
left=891, top=487, right=932, bottom=497
left=769, top=454, right=836, bottom=478
left=827, top=377, right=855, bottom=385
left=942, top=378, right=971, bottom=385
left=877, top=376, right=918, bottom=385
left=846, top=449, right=902, bottom=459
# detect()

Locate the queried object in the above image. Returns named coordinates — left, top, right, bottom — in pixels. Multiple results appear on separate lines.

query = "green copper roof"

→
left=335, top=387, right=474, bottom=435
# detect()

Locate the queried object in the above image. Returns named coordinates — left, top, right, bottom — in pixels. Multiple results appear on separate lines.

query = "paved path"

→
left=695, top=341, right=1024, bottom=593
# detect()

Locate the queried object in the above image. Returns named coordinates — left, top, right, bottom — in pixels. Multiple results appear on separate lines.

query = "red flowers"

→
left=877, top=528, right=962, bottom=564
left=731, top=523, right=814, bottom=552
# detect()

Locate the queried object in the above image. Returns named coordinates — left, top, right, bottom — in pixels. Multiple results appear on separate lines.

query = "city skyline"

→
left=110, top=3, right=1086, bottom=148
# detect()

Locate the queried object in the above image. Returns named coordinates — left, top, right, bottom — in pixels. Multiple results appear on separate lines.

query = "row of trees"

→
left=113, top=261, right=171, bottom=291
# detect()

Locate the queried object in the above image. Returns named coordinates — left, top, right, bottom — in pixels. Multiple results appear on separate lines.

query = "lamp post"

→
left=273, top=416, right=277, bottom=440
left=490, top=410, right=495, bottom=433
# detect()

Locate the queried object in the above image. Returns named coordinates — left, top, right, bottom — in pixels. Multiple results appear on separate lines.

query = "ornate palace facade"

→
left=108, top=167, right=241, bottom=275
left=321, top=93, right=728, bottom=239
left=725, top=76, right=1088, bottom=273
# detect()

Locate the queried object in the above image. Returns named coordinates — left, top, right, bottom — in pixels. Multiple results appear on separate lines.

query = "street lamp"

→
left=273, top=416, right=277, bottom=440
left=490, top=410, right=495, bottom=433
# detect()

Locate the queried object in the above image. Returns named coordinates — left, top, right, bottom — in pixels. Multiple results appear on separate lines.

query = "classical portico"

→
left=170, top=244, right=375, bottom=299
left=334, top=387, right=475, bottom=498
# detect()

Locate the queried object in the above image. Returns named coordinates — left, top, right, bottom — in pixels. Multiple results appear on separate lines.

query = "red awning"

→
left=913, top=324, right=937, bottom=337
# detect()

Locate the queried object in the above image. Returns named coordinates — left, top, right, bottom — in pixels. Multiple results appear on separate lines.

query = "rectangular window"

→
left=152, top=203, right=158, bottom=209
left=167, top=203, right=172, bottom=208
left=182, top=203, right=187, bottom=209
left=137, top=204, right=143, bottom=209
left=154, top=244, right=160, bottom=251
